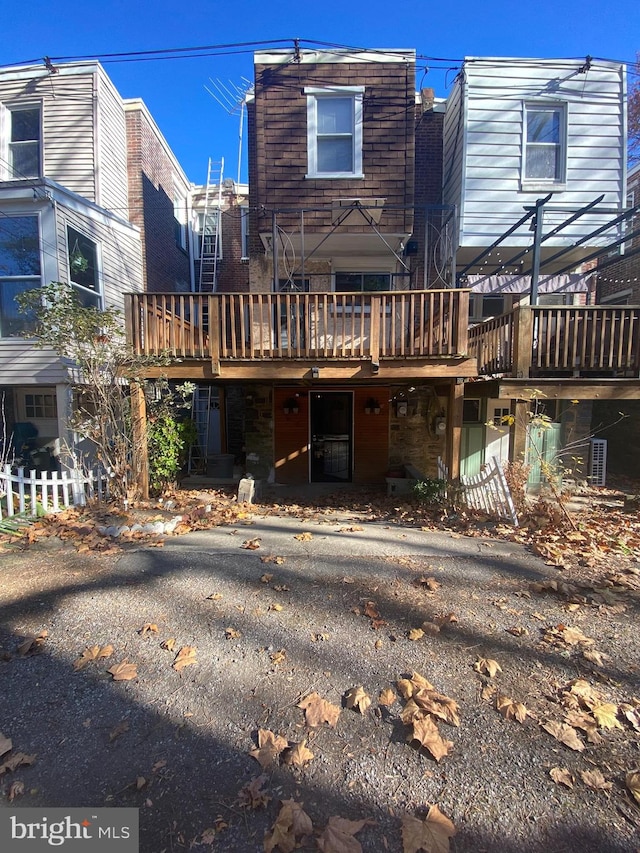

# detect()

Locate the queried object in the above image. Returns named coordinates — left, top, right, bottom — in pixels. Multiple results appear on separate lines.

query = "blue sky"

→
left=2, top=0, right=638, bottom=184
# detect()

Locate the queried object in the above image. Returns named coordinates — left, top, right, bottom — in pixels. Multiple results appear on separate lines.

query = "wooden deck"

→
left=126, top=290, right=473, bottom=379
left=468, top=304, right=640, bottom=378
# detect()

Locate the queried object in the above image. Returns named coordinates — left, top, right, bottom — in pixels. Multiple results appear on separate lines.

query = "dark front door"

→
left=309, top=391, right=353, bottom=483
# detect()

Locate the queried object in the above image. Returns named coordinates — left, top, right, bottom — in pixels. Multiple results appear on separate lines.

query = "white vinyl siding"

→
left=96, top=67, right=129, bottom=213
left=443, top=58, right=626, bottom=248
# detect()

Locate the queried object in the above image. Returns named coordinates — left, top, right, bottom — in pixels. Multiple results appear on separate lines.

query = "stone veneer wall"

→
left=243, top=385, right=274, bottom=480
left=388, top=387, right=446, bottom=478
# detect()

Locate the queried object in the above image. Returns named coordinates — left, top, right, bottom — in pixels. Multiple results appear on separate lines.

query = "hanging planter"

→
left=70, top=240, right=88, bottom=273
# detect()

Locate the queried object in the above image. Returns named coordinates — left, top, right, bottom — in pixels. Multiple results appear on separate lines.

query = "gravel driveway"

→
left=1, top=507, right=639, bottom=852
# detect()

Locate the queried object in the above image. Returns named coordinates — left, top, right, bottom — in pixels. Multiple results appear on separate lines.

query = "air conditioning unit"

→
left=589, top=439, right=607, bottom=486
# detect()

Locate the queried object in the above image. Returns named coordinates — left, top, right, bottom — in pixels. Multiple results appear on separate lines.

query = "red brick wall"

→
left=596, top=169, right=640, bottom=303
left=411, top=95, right=445, bottom=287
left=125, top=109, right=192, bottom=293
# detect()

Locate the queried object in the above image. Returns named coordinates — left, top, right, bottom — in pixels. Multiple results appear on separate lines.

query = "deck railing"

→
left=127, top=290, right=470, bottom=362
left=469, top=305, right=640, bottom=377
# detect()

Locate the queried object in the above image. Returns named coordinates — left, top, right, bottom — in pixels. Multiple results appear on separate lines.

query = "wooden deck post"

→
left=130, top=381, right=149, bottom=500
left=512, top=304, right=533, bottom=379
left=447, top=380, right=464, bottom=479
left=209, top=294, right=221, bottom=376
left=456, top=290, right=470, bottom=355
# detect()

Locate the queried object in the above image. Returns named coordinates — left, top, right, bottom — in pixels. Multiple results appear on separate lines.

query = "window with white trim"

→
left=67, top=226, right=100, bottom=309
left=305, top=87, right=364, bottom=179
left=0, top=215, right=40, bottom=336
left=7, top=105, right=41, bottom=179
left=523, top=103, right=566, bottom=184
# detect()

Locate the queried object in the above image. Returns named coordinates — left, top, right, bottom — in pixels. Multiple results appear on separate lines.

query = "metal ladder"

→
left=187, top=385, right=212, bottom=474
left=197, top=157, right=224, bottom=292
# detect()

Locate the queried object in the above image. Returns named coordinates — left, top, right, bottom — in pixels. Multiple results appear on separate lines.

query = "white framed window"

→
left=469, top=295, right=505, bottom=322
left=6, top=104, right=42, bottom=179
left=0, top=215, right=41, bottom=337
left=305, top=87, right=364, bottom=179
left=196, top=211, right=221, bottom=259
left=522, top=103, right=567, bottom=186
left=67, top=226, right=101, bottom=309
left=173, top=190, right=187, bottom=250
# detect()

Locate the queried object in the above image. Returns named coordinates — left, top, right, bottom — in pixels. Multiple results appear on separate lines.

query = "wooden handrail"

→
left=127, top=290, right=471, bottom=361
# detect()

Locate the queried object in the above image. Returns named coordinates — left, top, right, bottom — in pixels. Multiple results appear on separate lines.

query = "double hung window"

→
left=523, top=103, right=566, bottom=185
left=7, top=105, right=41, bottom=179
left=0, top=215, right=40, bottom=336
left=305, top=87, right=364, bottom=179
left=67, top=227, right=100, bottom=309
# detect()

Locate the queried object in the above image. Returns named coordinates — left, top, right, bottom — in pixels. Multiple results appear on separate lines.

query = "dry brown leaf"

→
left=138, top=623, right=158, bottom=635
left=109, top=720, right=129, bottom=742
left=580, top=769, right=612, bottom=791
left=560, top=626, right=594, bottom=646
left=242, top=538, right=261, bottom=550
left=73, top=644, right=113, bottom=670
left=172, top=646, right=197, bottom=671
left=378, top=688, right=397, bottom=707
left=397, top=672, right=435, bottom=699
left=620, top=704, right=640, bottom=732
left=8, top=780, right=24, bottom=801
left=411, top=690, right=460, bottom=728
left=260, top=555, right=286, bottom=565
left=345, top=686, right=371, bottom=715
left=283, top=740, right=314, bottom=767
left=136, top=776, right=147, bottom=790
left=17, top=630, right=47, bottom=656
left=401, top=805, right=456, bottom=853
left=269, top=603, right=283, bottom=612
left=506, top=626, right=527, bottom=637
left=107, top=660, right=138, bottom=682
left=582, top=648, right=605, bottom=667
left=273, top=584, right=289, bottom=592
left=541, top=720, right=584, bottom=751
left=408, top=628, right=424, bottom=641
left=298, top=692, right=341, bottom=728
left=260, top=573, right=274, bottom=583
left=413, top=576, right=441, bottom=591
left=270, top=649, right=286, bottom=666
left=160, top=638, right=176, bottom=652
left=409, top=717, right=454, bottom=762
left=317, top=816, right=372, bottom=853
left=205, top=592, right=223, bottom=601
left=237, top=774, right=271, bottom=809
left=626, top=771, right=640, bottom=805
left=0, top=752, right=36, bottom=775
left=250, top=729, right=288, bottom=769
left=264, top=799, right=313, bottom=853
left=496, top=695, right=528, bottom=724
left=0, top=734, right=13, bottom=758
left=481, top=684, right=497, bottom=702
left=592, top=703, right=623, bottom=730
left=294, top=532, right=313, bottom=542
left=421, top=622, right=441, bottom=636
left=474, top=658, right=502, bottom=679
left=550, top=767, right=574, bottom=789
left=225, top=627, right=241, bottom=639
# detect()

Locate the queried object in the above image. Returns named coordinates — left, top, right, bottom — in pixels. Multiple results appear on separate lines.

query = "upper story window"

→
left=67, top=226, right=100, bottom=309
left=8, top=105, right=41, bottom=179
left=173, top=190, right=188, bottom=251
left=305, top=87, right=364, bottom=179
left=522, top=103, right=567, bottom=187
left=0, top=215, right=40, bottom=336
left=196, top=211, right=221, bottom=259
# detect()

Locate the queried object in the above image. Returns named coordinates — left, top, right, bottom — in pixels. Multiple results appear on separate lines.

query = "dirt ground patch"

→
left=1, top=492, right=640, bottom=852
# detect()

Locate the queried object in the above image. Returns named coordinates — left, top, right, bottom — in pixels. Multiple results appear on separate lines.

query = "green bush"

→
left=413, top=477, right=446, bottom=504
left=147, top=415, right=194, bottom=494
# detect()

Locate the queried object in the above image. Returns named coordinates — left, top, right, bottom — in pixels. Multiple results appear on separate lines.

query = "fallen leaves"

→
left=294, top=532, right=313, bottom=542
left=225, top=627, right=241, bottom=640
left=298, top=692, right=341, bottom=729
left=73, top=644, right=113, bottom=671
left=242, top=537, right=261, bottom=550
left=496, top=695, right=528, bottom=723
left=282, top=740, right=314, bottom=768
left=549, top=767, right=574, bottom=789
left=138, top=623, right=158, bottom=636
left=106, top=660, right=138, bottom=682
left=401, top=805, right=456, bottom=853
left=626, top=771, right=640, bottom=805
left=474, top=657, right=502, bottom=678
left=344, top=686, right=371, bottom=715
left=0, top=735, right=36, bottom=777
left=17, top=630, right=47, bottom=656
left=592, top=703, right=623, bottom=730
left=264, top=800, right=313, bottom=853
left=237, top=775, right=271, bottom=809
left=250, top=729, right=288, bottom=769
left=172, top=646, right=197, bottom=671
left=317, top=816, right=371, bottom=853
left=408, top=716, right=454, bottom=763
left=540, top=720, right=585, bottom=752
left=580, top=768, right=612, bottom=792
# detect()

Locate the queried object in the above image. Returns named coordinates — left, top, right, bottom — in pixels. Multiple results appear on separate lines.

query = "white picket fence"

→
left=437, top=456, right=518, bottom=526
left=0, top=464, right=109, bottom=520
